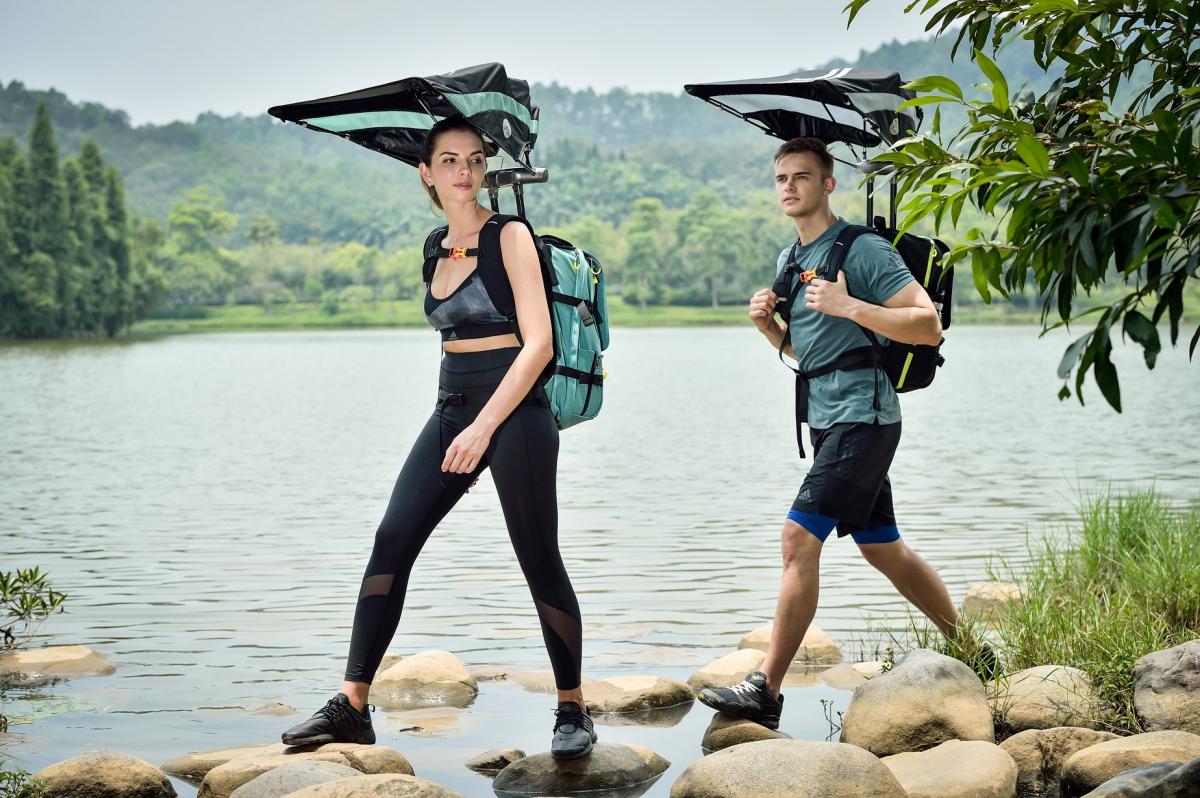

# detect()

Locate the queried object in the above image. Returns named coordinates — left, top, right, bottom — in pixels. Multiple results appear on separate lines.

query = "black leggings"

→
left=344, top=347, right=582, bottom=690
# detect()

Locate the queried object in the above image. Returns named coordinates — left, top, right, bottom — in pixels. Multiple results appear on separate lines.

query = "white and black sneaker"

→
left=551, top=701, right=597, bottom=759
left=282, top=693, right=375, bottom=746
left=696, top=671, right=784, bottom=730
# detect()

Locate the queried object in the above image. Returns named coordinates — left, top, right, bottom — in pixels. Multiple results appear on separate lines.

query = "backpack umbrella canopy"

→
left=683, top=67, right=921, bottom=155
left=268, top=62, right=539, bottom=169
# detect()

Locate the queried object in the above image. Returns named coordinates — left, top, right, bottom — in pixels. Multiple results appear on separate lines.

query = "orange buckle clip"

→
left=449, top=246, right=468, bottom=260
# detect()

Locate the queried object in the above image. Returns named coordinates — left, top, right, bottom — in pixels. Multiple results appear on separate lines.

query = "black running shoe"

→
left=697, top=671, right=784, bottom=730
left=976, top=642, right=1001, bottom=681
left=282, top=693, right=375, bottom=746
left=551, top=701, right=597, bottom=759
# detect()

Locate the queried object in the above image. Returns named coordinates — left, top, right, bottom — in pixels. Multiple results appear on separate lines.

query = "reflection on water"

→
left=1, top=327, right=1196, bottom=795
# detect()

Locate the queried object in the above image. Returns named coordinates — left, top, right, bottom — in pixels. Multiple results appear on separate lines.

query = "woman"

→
left=282, top=116, right=594, bottom=758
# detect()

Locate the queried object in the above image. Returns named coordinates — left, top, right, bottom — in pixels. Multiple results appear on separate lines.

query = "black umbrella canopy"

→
left=268, top=62, right=539, bottom=168
left=684, top=67, right=922, bottom=150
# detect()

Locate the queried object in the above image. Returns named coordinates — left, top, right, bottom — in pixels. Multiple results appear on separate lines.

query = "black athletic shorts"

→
left=790, top=421, right=901, bottom=537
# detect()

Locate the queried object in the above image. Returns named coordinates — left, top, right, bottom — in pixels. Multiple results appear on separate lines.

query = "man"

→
left=697, top=137, right=977, bottom=730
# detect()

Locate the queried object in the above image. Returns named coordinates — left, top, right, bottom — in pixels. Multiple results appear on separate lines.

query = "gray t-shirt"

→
left=777, top=218, right=914, bottom=429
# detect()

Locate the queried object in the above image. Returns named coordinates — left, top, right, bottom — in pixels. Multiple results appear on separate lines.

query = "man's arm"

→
left=805, top=275, right=941, bottom=346
left=749, top=288, right=796, bottom=359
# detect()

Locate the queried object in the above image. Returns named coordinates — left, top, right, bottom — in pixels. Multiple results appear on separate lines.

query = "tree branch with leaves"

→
left=845, top=0, right=1198, bottom=410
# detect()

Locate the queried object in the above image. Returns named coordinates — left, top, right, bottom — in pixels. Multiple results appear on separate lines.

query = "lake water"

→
left=1, top=326, right=1197, bottom=795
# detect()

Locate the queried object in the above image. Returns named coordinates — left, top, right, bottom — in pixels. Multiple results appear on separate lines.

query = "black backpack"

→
left=772, top=218, right=953, bottom=456
left=774, top=218, right=953, bottom=390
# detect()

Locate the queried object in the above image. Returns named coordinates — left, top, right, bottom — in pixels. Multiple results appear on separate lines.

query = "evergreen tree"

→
left=27, top=102, right=71, bottom=334
left=62, top=160, right=96, bottom=332
left=102, top=166, right=132, bottom=335
left=0, top=147, right=15, bottom=336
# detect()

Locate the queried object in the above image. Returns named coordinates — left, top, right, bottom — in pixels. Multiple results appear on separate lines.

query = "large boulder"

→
left=284, top=774, right=463, bottom=797
left=962, top=582, right=1022, bottom=620
left=162, top=743, right=278, bottom=783
left=464, top=748, right=525, bottom=775
left=701, top=714, right=789, bottom=753
left=1000, top=726, right=1119, bottom=797
left=35, top=750, right=176, bottom=798
left=0, top=645, right=116, bottom=681
left=670, top=739, right=906, bottom=797
left=840, top=648, right=994, bottom=756
left=881, top=739, right=1018, bottom=798
left=988, top=665, right=1104, bottom=731
left=1133, top=639, right=1200, bottom=735
left=371, top=650, right=477, bottom=709
left=586, top=675, right=694, bottom=713
left=198, top=744, right=413, bottom=798
left=738, top=623, right=841, bottom=665
left=1061, top=731, right=1200, bottom=797
left=1080, top=756, right=1200, bottom=798
left=492, top=743, right=668, bottom=796
left=229, top=761, right=361, bottom=798
left=687, top=649, right=766, bottom=690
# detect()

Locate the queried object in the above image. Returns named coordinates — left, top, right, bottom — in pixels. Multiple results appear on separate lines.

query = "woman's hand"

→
left=442, top=421, right=493, bottom=474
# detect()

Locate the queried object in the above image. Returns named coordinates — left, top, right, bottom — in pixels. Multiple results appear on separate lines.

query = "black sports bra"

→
left=422, top=216, right=526, bottom=343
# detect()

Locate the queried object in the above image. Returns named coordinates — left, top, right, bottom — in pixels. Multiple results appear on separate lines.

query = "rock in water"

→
left=371, top=650, right=477, bottom=709
left=586, top=675, right=694, bottom=713
left=283, top=774, right=463, bottom=797
left=36, top=750, right=176, bottom=798
left=0, top=645, right=116, bottom=680
left=230, top=761, right=361, bottom=798
left=738, top=623, right=841, bottom=665
left=162, top=743, right=279, bottom=783
left=198, top=744, right=412, bottom=798
left=1080, top=756, right=1200, bottom=798
left=701, top=714, right=789, bottom=753
left=881, top=739, right=1018, bottom=798
left=464, top=748, right=525, bottom=775
left=961, top=582, right=1022, bottom=620
left=492, top=743, right=669, bottom=796
left=987, top=665, right=1104, bottom=731
left=670, top=739, right=906, bottom=797
left=1000, top=726, right=1118, bottom=797
left=839, top=648, right=993, bottom=756
left=1133, top=639, right=1200, bottom=735
left=1061, top=730, right=1200, bottom=796
left=687, top=649, right=766, bottom=690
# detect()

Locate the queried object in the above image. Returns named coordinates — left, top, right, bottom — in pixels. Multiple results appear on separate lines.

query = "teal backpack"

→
left=422, top=214, right=609, bottom=429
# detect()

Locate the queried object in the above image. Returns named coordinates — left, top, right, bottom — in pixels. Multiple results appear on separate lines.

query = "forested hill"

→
left=0, top=31, right=1056, bottom=247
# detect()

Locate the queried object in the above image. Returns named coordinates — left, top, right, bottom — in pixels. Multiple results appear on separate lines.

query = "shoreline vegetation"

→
left=118, top=299, right=1185, bottom=336
left=870, top=489, right=1200, bottom=736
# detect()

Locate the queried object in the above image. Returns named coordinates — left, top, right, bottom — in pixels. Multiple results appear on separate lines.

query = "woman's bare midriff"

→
left=442, top=333, right=522, bottom=353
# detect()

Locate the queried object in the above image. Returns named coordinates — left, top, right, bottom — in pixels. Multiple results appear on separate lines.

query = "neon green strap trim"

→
left=923, top=241, right=936, bottom=287
left=896, top=351, right=914, bottom=389
left=306, top=111, right=436, bottom=132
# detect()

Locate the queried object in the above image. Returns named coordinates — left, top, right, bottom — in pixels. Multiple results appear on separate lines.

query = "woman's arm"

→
left=441, top=221, right=553, bottom=473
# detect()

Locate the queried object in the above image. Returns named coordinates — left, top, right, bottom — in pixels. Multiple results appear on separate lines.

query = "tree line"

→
left=0, top=103, right=163, bottom=337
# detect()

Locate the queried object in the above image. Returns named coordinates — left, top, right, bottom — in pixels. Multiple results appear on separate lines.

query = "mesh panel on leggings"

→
left=358, top=573, right=394, bottom=600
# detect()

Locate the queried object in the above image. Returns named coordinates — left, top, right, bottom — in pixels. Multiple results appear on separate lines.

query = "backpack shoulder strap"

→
left=474, top=214, right=529, bottom=316
left=421, top=225, right=448, bottom=284
left=827, top=223, right=888, bottom=355
left=823, top=224, right=877, bottom=283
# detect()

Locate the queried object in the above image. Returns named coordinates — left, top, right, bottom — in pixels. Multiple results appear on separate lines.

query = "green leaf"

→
left=1092, top=340, right=1122, bottom=413
left=1058, top=384, right=1071, bottom=401
left=903, top=75, right=964, bottom=101
left=1015, top=135, right=1051, bottom=177
left=971, top=251, right=992, bottom=303
left=897, top=96, right=961, bottom=110
left=1122, top=310, right=1161, bottom=369
left=1057, top=334, right=1089, bottom=379
left=974, top=48, right=1010, bottom=110
left=1190, top=324, right=1200, bottom=360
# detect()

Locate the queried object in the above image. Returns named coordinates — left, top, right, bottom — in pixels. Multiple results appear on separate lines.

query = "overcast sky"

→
left=1, top=0, right=938, bottom=126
